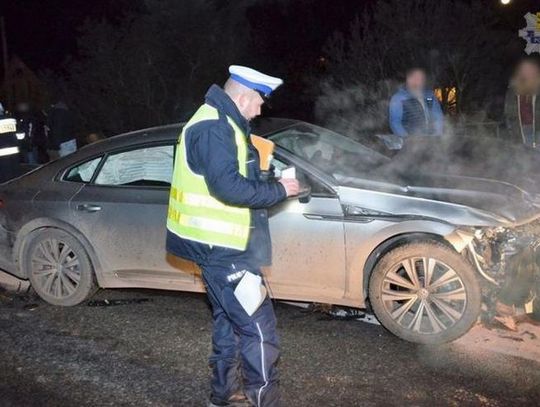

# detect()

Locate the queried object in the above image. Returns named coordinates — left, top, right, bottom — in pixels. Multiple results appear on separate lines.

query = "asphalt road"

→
left=1, top=288, right=539, bottom=407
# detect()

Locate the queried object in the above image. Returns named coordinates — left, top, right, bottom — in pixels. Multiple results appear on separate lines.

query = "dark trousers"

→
left=201, top=263, right=280, bottom=407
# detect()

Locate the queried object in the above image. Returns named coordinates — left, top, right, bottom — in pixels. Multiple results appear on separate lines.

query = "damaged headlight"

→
left=470, top=223, right=540, bottom=286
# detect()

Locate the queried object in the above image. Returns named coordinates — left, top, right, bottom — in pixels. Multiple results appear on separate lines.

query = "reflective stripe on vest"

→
left=0, top=146, right=19, bottom=157
left=166, top=104, right=250, bottom=251
left=0, top=119, right=16, bottom=135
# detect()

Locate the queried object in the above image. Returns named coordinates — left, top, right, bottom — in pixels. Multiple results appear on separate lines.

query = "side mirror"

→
left=298, top=184, right=311, bottom=204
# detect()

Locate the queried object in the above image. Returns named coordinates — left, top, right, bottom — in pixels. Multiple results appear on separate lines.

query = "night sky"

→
left=2, top=0, right=537, bottom=73
left=1, top=0, right=539, bottom=134
left=2, top=0, right=131, bottom=71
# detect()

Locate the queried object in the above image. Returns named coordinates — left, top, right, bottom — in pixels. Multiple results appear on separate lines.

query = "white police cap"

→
left=229, top=65, right=283, bottom=98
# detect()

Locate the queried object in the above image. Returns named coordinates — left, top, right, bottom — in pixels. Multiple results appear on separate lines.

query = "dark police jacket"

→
left=0, top=114, right=20, bottom=182
left=166, top=85, right=287, bottom=268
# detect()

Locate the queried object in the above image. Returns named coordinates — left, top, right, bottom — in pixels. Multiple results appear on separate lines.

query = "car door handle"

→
left=76, top=204, right=102, bottom=213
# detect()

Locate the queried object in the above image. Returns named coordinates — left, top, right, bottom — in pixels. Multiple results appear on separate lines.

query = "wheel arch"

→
left=363, top=233, right=452, bottom=296
left=367, top=239, right=481, bottom=343
left=14, top=217, right=104, bottom=285
left=357, top=218, right=472, bottom=300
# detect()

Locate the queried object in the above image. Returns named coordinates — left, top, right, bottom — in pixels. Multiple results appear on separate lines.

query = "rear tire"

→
left=23, top=228, right=97, bottom=306
left=369, top=241, right=481, bottom=344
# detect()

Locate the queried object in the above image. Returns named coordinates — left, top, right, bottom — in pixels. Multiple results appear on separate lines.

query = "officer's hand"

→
left=279, top=178, right=300, bottom=197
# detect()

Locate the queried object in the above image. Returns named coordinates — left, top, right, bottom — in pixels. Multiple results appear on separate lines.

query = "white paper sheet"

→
left=281, top=166, right=296, bottom=179
left=233, top=271, right=266, bottom=316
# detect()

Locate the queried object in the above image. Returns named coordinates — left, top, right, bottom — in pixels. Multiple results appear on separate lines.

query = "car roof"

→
left=82, top=118, right=300, bottom=151
left=251, top=118, right=300, bottom=136
left=73, top=117, right=302, bottom=158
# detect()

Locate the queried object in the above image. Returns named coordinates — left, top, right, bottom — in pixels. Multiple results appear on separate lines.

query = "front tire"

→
left=23, top=228, right=98, bottom=306
left=369, top=241, right=481, bottom=344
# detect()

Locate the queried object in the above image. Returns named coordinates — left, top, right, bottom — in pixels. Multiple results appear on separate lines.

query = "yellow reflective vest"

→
left=167, top=104, right=250, bottom=251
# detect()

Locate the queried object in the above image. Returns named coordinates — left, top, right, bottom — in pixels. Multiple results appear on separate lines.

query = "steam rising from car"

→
left=313, top=78, right=540, bottom=196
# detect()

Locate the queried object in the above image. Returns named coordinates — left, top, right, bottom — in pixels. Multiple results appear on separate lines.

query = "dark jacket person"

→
left=504, top=57, right=540, bottom=148
left=47, top=100, right=76, bottom=158
left=166, top=65, right=299, bottom=407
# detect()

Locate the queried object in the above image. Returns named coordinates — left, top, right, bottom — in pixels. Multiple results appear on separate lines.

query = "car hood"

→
left=335, top=136, right=540, bottom=225
left=393, top=136, right=540, bottom=193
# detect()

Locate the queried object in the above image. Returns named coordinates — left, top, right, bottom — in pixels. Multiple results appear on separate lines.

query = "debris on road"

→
left=0, top=269, right=30, bottom=293
left=296, top=303, right=381, bottom=325
left=327, top=306, right=366, bottom=320
left=521, top=330, right=537, bottom=340
left=86, top=298, right=152, bottom=307
left=0, top=286, right=40, bottom=309
left=23, top=303, right=39, bottom=311
left=456, top=320, right=540, bottom=362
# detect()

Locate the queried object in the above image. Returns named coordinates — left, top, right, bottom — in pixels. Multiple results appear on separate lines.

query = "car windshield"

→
left=268, top=123, right=390, bottom=180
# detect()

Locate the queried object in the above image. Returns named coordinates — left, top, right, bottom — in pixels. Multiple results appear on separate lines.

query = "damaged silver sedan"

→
left=0, top=120, right=538, bottom=344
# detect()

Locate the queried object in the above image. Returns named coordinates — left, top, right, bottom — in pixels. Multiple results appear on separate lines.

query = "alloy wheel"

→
left=381, top=256, right=467, bottom=334
left=30, top=238, right=81, bottom=299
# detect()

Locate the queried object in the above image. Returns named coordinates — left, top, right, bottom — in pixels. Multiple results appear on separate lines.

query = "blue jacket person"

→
left=389, top=67, right=444, bottom=138
left=166, top=66, right=300, bottom=407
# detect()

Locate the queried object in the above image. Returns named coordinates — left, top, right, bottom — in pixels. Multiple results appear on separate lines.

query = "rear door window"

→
left=94, top=145, right=174, bottom=187
left=63, top=157, right=102, bottom=183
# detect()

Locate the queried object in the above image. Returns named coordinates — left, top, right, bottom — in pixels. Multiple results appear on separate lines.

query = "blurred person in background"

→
left=14, top=102, right=33, bottom=163
left=496, top=58, right=540, bottom=329
left=389, top=67, right=444, bottom=138
left=47, top=98, right=76, bottom=159
left=85, top=131, right=105, bottom=146
left=504, top=56, right=540, bottom=148
left=14, top=102, right=46, bottom=164
left=34, top=110, right=49, bottom=164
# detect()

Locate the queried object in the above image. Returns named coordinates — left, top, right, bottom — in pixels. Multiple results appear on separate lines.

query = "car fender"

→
left=13, top=217, right=105, bottom=285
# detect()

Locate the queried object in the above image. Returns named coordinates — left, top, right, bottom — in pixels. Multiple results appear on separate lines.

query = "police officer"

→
left=166, top=66, right=299, bottom=407
left=0, top=103, right=20, bottom=183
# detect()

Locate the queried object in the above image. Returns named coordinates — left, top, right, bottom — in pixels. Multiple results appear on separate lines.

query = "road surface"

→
left=0, top=288, right=539, bottom=406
